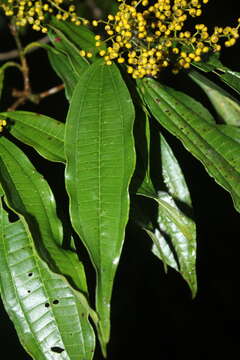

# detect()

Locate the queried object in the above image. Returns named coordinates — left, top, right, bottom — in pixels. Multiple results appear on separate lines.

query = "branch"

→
left=0, top=36, right=50, bottom=61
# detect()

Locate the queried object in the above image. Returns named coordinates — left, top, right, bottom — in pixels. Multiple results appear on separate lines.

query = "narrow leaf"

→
left=0, top=137, right=88, bottom=295
left=0, top=111, right=65, bottom=162
left=0, top=201, right=95, bottom=360
left=189, top=69, right=240, bottom=126
left=140, top=78, right=240, bottom=213
left=65, top=62, right=135, bottom=351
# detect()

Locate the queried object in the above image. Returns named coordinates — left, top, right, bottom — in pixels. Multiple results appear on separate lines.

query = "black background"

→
left=1, top=1, right=240, bottom=359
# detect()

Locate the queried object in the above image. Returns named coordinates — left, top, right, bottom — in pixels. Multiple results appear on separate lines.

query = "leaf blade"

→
left=64, top=62, right=135, bottom=350
left=0, top=201, right=95, bottom=360
left=140, top=78, right=240, bottom=213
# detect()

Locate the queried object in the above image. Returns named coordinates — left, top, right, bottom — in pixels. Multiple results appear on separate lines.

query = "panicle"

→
left=94, top=0, right=240, bottom=78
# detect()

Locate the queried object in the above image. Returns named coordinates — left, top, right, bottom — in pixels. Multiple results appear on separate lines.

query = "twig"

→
left=38, top=83, right=65, bottom=100
left=0, top=36, right=50, bottom=61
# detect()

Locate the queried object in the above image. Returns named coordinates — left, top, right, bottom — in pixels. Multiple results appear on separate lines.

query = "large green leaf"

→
left=0, top=200, right=95, bottom=360
left=0, top=111, right=65, bottom=162
left=0, top=137, right=88, bottom=295
left=139, top=78, right=240, bottom=213
left=189, top=70, right=240, bottom=126
left=64, top=61, right=135, bottom=352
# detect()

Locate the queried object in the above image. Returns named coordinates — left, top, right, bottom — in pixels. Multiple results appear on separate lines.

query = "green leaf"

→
left=48, top=47, right=79, bottom=100
left=0, top=137, right=88, bottom=295
left=140, top=78, right=240, bottom=213
left=189, top=70, right=240, bottom=126
left=0, top=201, right=95, bottom=360
left=137, top=179, right=197, bottom=296
left=64, top=61, right=135, bottom=353
left=0, top=111, right=65, bottom=163
left=217, top=125, right=240, bottom=144
left=160, top=134, right=193, bottom=207
left=193, top=54, right=240, bottom=95
left=49, top=18, right=101, bottom=59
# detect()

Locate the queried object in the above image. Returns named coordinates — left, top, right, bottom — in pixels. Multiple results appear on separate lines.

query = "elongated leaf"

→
left=140, top=78, right=240, bottom=213
left=65, top=61, right=135, bottom=352
left=48, top=48, right=79, bottom=100
left=193, top=54, right=240, bottom=95
left=48, top=28, right=89, bottom=78
left=0, top=137, right=88, bottom=295
left=137, top=178, right=197, bottom=295
left=189, top=70, right=240, bottom=126
left=217, top=125, right=240, bottom=144
left=0, top=111, right=65, bottom=162
left=49, top=18, right=101, bottom=60
left=160, top=134, right=193, bottom=207
left=0, top=200, right=95, bottom=360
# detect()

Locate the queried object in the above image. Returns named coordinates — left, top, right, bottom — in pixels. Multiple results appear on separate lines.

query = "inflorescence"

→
left=0, top=119, right=7, bottom=133
left=0, top=0, right=87, bottom=33
left=0, top=0, right=239, bottom=79
left=93, top=0, right=240, bottom=78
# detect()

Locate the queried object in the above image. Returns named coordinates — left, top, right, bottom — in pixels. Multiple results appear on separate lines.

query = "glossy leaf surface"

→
left=0, top=137, right=88, bottom=295
left=189, top=70, right=240, bottom=126
left=140, top=78, right=240, bottom=213
left=0, top=111, right=65, bottom=162
left=0, top=200, right=95, bottom=360
left=65, top=62, right=135, bottom=351
left=137, top=178, right=197, bottom=296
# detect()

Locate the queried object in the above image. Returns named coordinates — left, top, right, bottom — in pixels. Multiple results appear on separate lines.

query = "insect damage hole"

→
left=51, top=346, right=65, bottom=354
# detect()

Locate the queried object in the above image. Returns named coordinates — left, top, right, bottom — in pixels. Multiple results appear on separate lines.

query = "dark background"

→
left=1, top=1, right=240, bottom=359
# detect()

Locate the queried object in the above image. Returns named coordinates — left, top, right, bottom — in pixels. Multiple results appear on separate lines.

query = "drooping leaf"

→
left=48, top=47, right=79, bottom=100
left=0, top=200, right=95, bottom=360
left=140, top=78, right=240, bottom=213
left=0, top=137, right=88, bottom=295
left=137, top=179, right=197, bottom=296
left=64, top=61, right=135, bottom=353
left=189, top=69, right=240, bottom=126
left=0, top=111, right=65, bottom=163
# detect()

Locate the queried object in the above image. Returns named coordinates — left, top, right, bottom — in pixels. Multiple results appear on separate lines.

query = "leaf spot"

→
left=53, top=299, right=59, bottom=305
left=45, top=302, right=50, bottom=308
left=28, top=272, right=33, bottom=277
left=51, top=346, right=65, bottom=354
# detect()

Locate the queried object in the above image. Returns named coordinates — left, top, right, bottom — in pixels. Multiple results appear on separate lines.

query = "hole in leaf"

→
left=51, top=346, right=64, bottom=354
left=28, top=272, right=33, bottom=277
left=45, top=303, right=50, bottom=308
left=53, top=299, right=59, bottom=305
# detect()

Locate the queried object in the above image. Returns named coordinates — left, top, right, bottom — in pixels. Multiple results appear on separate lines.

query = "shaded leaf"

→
left=137, top=179, right=197, bottom=296
left=64, top=61, right=135, bottom=352
left=0, top=111, right=65, bottom=163
left=189, top=70, right=240, bottom=126
left=0, top=200, right=95, bottom=360
left=140, top=78, right=240, bottom=213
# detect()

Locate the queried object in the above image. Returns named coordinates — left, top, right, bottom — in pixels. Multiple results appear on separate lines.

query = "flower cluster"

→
left=0, top=119, right=7, bottom=133
left=93, top=0, right=240, bottom=78
left=0, top=0, right=85, bottom=33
